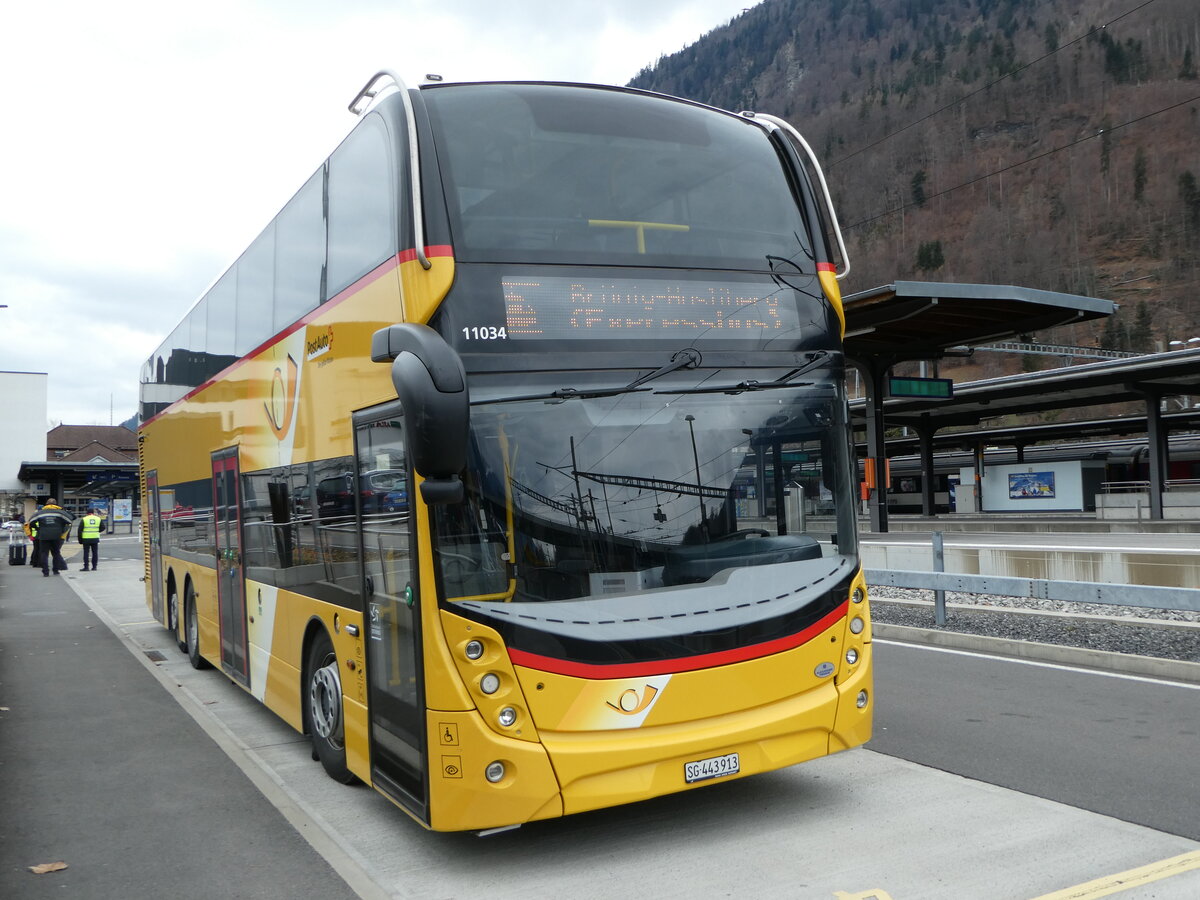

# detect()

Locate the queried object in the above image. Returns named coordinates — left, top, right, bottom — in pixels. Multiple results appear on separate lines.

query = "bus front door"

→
left=353, top=408, right=427, bottom=819
left=211, top=449, right=249, bottom=686
left=145, top=469, right=164, bottom=624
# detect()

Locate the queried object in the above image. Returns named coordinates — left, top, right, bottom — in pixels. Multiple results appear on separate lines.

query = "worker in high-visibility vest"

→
left=77, top=507, right=104, bottom=571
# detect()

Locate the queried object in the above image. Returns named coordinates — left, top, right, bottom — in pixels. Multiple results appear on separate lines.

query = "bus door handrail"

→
left=746, top=112, right=850, bottom=282
left=349, top=70, right=432, bottom=270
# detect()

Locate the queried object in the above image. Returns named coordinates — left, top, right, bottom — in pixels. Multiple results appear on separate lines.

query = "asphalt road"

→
left=0, top=537, right=358, bottom=900
left=869, top=638, right=1200, bottom=841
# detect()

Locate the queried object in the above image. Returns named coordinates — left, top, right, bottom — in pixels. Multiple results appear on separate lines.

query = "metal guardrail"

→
left=865, top=529, right=1200, bottom=624
left=864, top=571, right=1200, bottom=614
left=1102, top=479, right=1200, bottom=493
left=865, top=569, right=1200, bottom=613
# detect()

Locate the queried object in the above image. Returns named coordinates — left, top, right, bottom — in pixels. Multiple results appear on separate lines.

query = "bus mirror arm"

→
left=373, top=324, right=470, bottom=506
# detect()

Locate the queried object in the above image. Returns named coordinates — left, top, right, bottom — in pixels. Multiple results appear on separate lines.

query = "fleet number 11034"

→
left=462, top=326, right=507, bottom=341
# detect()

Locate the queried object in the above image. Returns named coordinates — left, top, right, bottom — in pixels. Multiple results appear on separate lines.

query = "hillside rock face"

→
left=630, top=0, right=1200, bottom=372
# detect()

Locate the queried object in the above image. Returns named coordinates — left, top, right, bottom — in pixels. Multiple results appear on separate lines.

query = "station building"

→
left=1, top=371, right=139, bottom=521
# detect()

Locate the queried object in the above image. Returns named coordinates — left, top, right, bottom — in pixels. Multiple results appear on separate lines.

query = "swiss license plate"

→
left=684, top=752, right=740, bottom=784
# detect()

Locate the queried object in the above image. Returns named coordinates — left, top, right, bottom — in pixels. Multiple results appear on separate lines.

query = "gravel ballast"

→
left=867, top=584, right=1200, bottom=664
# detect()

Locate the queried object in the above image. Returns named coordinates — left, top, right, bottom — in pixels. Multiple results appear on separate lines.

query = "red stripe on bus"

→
left=817, top=262, right=836, bottom=273
left=506, top=601, right=850, bottom=678
left=399, top=244, right=454, bottom=263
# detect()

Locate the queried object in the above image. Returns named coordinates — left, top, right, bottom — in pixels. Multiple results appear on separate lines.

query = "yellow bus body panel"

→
left=432, top=591, right=871, bottom=826
left=425, top=710, right=563, bottom=832
left=514, top=617, right=854, bottom=815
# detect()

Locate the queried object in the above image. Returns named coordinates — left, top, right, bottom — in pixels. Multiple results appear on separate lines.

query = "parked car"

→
left=316, top=470, right=405, bottom=516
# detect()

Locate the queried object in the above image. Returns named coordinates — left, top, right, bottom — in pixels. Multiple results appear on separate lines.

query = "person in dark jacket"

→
left=29, top=500, right=74, bottom=576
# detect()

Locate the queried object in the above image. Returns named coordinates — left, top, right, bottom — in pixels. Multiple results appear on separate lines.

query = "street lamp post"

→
left=684, top=414, right=708, bottom=536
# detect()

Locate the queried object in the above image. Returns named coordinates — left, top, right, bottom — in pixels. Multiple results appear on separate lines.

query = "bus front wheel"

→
left=306, top=632, right=355, bottom=784
left=168, top=585, right=186, bottom=653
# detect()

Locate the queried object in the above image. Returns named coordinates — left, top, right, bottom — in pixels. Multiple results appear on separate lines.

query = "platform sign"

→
left=886, top=376, right=954, bottom=399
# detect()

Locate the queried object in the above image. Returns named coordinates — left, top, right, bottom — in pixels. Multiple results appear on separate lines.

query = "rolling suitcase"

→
left=8, top=538, right=27, bottom=566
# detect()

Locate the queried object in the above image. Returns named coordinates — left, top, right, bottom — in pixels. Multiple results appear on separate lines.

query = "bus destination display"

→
left=502, top=275, right=802, bottom=341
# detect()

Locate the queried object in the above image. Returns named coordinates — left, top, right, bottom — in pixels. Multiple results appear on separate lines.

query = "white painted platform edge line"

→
left=63, top=566, right=396, bottom=900
left=874, top=636, right=1200, bottom=690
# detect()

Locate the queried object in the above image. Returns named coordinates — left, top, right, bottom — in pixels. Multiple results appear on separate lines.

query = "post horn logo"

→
left=606, top=684, right=660, bottom=715
left=265, top=354, right=299, bottom=439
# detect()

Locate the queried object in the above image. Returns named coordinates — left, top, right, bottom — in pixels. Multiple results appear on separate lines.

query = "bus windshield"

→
left=432, top=362, right=857, bottom=613
left=422, top=83, right=813, bottom=272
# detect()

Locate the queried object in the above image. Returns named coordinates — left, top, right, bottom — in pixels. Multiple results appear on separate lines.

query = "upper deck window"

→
left=327, top=115, right=396, bottom=297
left=423, top=84, right=813, bottom=272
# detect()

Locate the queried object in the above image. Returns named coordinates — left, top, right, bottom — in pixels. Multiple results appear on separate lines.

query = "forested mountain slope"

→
left=630, top=0, right=1200, bottom=366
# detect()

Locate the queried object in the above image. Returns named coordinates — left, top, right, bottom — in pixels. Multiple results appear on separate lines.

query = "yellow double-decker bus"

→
left=139, top=71, right=871, bottom=833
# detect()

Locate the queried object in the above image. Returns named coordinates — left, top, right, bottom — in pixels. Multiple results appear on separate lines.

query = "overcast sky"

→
left=0, top=0, right=746, bottom=427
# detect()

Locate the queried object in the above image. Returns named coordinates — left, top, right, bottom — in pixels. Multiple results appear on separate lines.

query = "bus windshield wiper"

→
left=655, top=349, right=833, bottom=396
left=472, top=385, right=653, bottom=405
left=622, top=347, right=702, bottom=390
left=470, top=348, right=701, bottom=405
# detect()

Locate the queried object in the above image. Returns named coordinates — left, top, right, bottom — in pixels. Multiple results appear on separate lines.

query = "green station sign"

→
left=886, top=376, right=954, bottom=399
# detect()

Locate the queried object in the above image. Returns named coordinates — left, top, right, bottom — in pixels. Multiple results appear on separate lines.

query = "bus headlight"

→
left=480, top=673, right=501, bottom=694
left=465, top=640, right=484, bottom=660
left=849, top=616, right=865, bottom=634
left=856, top=690, right=869, bottom=709
left=845, top=648, right=859, bottom=665
left=485, top=761, right=506, bottom=783
left=498, top=707, right=517, bottom=727
left=852, top=587, right=865, bottom=603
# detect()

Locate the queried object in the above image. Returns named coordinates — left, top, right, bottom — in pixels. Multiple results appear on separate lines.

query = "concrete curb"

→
left=873, top=622, right=1200, bottom=685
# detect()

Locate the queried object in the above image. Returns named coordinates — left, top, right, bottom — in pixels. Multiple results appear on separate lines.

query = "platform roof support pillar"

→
left=1143, top=392, right=1167, bottom=520
left=917, top=423, right=937, bottom=517
left=861, top=359, right=891, bottom=533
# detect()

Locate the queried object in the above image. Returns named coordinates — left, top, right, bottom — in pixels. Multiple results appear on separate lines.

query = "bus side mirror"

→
left=371, top=324, right=468, bottom=505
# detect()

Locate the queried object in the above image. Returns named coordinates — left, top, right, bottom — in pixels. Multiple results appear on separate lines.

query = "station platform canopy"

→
left=838, top=280, right=1121, bottom=531
left=858, top=347, right=1200, bottom=434
left=871, top=408, right=1200, bottom=458
left=841, top=280, right=1115, bottom=362
left=17, top=459, right=139, bottom=509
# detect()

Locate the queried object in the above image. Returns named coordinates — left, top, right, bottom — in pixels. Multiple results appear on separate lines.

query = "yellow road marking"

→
left=119, top=620, right=159, bottom=627
left=1030, top=850, right=1200, bottom=900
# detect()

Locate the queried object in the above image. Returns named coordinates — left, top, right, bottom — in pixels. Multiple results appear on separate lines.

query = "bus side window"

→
left=327, top=115, right=395, bottom=299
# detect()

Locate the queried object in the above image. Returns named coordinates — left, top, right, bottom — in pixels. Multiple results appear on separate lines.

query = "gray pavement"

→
left=3, top=540, right=1200, bottom=898
left=0, top=541, right=358, bottom=900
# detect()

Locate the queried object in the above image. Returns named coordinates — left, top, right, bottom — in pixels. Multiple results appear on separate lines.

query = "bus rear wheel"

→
left=185, top=587, right=210, bottom=670
left=306, top=632, right=355, bottom=784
